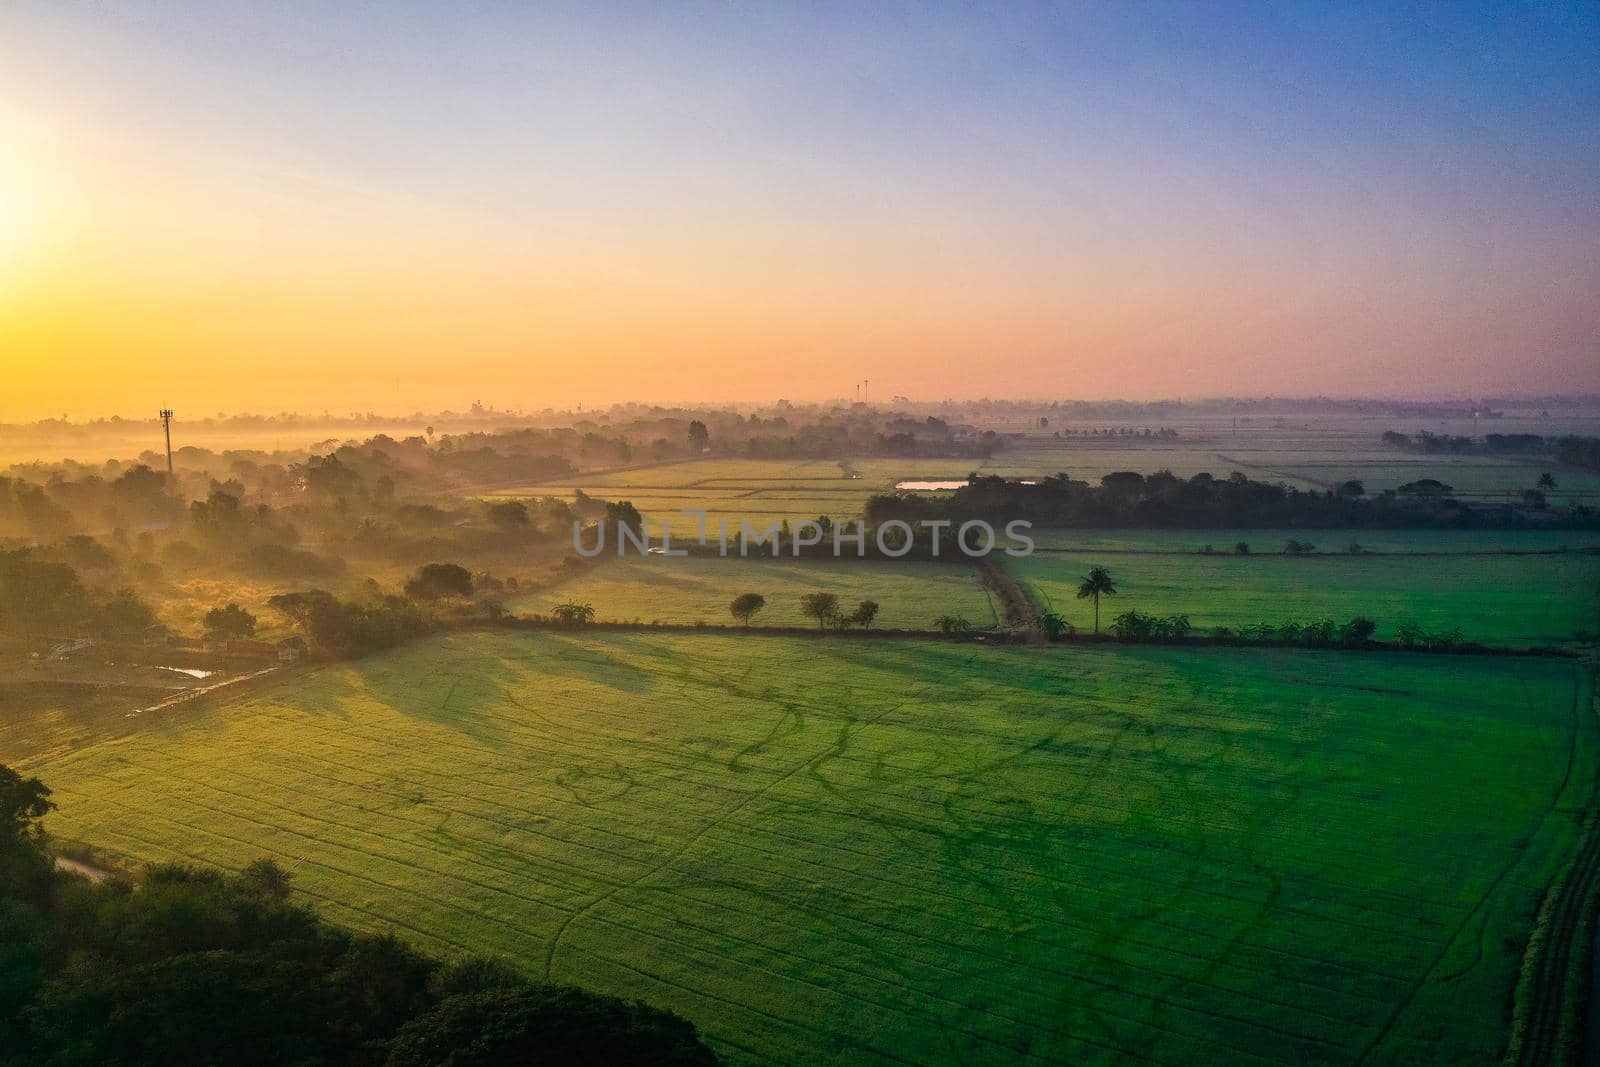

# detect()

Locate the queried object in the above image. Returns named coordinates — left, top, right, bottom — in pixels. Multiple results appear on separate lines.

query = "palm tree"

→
left=1076, top=566, right=1117, bottom=634
left=551, top=602, right=596, bottom=626
left=1538, top=472, right=1557, bottom=491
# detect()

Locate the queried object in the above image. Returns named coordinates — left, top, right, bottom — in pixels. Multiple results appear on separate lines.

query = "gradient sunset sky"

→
left=1, top=1, right=1596, bottom=417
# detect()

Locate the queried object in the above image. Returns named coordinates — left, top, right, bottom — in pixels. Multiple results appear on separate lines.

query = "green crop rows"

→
left=17, top=632, right=1592, bottom=1065
left=1007, top=549, right=1600, bottom=647
left=512, top=556, right=999, bottom=629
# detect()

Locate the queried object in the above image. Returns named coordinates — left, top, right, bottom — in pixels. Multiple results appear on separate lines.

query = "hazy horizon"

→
left=3, top=2, right=1597, bottom=418
left=6, top=392, right=1600, bottom=433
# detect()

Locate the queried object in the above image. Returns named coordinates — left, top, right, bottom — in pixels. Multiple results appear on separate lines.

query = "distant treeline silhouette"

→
left=866, top=471, right=1600, bottom=529
left=1383, top=430, right=1600, bottom=470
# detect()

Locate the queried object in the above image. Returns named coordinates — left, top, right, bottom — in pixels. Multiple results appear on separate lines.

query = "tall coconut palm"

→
left=1076, top=566, right=1117, bottom=634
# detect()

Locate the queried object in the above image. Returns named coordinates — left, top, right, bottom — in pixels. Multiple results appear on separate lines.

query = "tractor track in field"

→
left=1358, top=667, right=1590, bottom=1067
left=1512, top=666, right=1600, bottom=1067
left=1514, top=813, right=1600, bottom=1067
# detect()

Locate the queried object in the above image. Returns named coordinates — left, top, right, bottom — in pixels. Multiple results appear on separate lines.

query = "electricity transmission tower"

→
left=159, top=409, right=174, bottom=488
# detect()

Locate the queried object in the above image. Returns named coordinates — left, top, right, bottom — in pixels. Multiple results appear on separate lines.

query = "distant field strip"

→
left=18, top=633, right=1591, bottom=1065
left=511, top=556, right=998, bottom=629
left=1008, top=550, right=1600, bottom=647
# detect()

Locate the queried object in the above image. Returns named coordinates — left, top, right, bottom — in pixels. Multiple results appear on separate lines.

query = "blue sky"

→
left=1, top=1, right=1595, bottom=412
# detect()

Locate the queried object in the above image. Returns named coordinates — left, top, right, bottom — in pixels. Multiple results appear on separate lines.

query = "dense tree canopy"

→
left=867, top=470, right=1598, bottom=530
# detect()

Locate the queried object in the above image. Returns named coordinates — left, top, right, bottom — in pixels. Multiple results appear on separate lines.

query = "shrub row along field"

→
left=1008, top=551, right=1599, bottom=647
left=511, top=557, right=999, bottom=629
left=15, top=632, right=1592, bottom=1065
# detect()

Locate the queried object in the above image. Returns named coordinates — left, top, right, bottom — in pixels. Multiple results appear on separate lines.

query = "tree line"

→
left=1384, top=429, right=1600, bottom=473
left=866, top=470, right=1599, bottom=531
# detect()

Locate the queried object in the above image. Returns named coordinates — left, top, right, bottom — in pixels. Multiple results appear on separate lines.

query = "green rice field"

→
left=1007, top=549, right=1599, bottom=647
left=15, top=631, right=1593, bottom=1065
left=481, top=458, right=977, bottom=526
left=511, top=556, right=999, bottom=630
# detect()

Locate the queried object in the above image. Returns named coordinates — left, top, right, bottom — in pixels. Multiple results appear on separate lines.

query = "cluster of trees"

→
left=1382, top=430, right=1547, bottom=455
left=1555, top=435, right=1600, bottom=471
left=1200, top=540, right=1375, bottom=554
left=1199, top=542, right=1259, bottom=554
left=0, top=548, right=156, bottom=638
left=266, top=588, right=436, bottom=659
left=867, top=469, right=1599, bottom=530
left=551, top=602, right=597, bottom=626
left=0, top=475, right=73, bottom=538
left=0, top=435, right=612, bottom=642
left=727, top=593, right=879, bottom=629
left=1053, top=426, right=1179, bottom=438
left=202, top=601, right=257, bottom=641
left=1047, top=608, right=1393, bottom=648
left=799, top=593, right=879, bottom=630
left=1221, top=618, right=1379, bottom=646
left=674, top=411, right=993, bottom=461
left=261, top=561, right=525, bottom=657
left=1384, top=429, right=1600, bottom=474
left=525, top=593, right=893, bottom=631
left=0, top=765, right=718, bottom=1065
left=1108, top=611, right=1193, bottom=640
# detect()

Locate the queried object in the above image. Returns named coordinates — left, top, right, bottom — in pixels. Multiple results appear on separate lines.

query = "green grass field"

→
left=1008, top=549, right=1600, bottom=647
left=14, top=632, right=1592, bottom=1065
left=1025, top=528, right=1597, bottom=555
left=511, top=556, right=999, bottom=629
left=482, top=458, right=983, bottom=526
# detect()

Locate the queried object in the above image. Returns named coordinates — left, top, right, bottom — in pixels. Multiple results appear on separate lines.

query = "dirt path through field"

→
left=980, top=559, right=1042, bottom=638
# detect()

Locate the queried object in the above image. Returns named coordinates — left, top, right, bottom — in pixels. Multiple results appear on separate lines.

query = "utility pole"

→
left=159, top=409, right=174, bottom=489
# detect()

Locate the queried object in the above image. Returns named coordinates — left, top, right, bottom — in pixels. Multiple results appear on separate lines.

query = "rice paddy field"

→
left=13, top=631, right=1594, bottom=1066
left=481, top=458, right=979, bottom=526
left=483, top=428, right=1600, bottom=532
left=1007, top=548, right=1599, bottom=647
left=510, top=556, right=999, bottom=629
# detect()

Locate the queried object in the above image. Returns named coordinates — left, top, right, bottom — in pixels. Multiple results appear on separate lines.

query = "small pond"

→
left=155, top=666, right=216, bottom=680
left=894, top=479, right=1038, bottom=491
